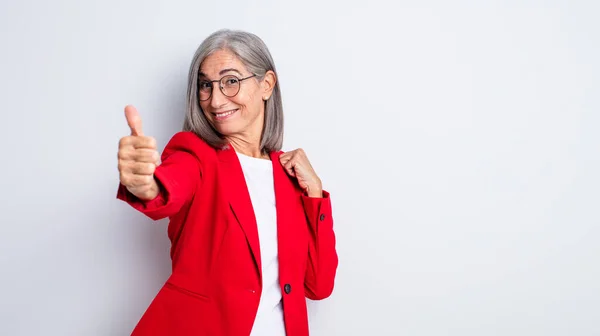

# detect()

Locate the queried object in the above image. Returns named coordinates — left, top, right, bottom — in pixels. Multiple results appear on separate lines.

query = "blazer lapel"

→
left=270, top=151, right=297, bottom=270
left=217, top=146, right=262, bottom=277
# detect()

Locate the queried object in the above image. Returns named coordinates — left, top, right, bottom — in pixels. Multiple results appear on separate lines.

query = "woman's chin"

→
left=214, top=123, right=241, bottom=137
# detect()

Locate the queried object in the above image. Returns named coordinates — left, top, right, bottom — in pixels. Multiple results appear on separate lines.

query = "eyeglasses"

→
left=197, top=74, right=257, bottom=101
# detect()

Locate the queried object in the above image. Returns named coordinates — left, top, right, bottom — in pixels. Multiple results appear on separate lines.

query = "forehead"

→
left=199, top=49, right=246, bottom=78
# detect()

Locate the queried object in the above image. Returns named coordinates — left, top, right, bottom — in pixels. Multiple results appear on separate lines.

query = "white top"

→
left=237, top=152, right=286, bottom=336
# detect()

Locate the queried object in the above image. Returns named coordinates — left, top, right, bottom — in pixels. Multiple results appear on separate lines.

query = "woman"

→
left=116, top=29, right=338, bottom=336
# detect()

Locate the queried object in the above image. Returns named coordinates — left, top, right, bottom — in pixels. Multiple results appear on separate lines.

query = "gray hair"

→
left=182, top=29, right=284, bottom=152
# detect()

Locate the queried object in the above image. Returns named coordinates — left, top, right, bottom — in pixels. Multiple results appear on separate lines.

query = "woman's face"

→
left=198, top=49, right=273, bottom=140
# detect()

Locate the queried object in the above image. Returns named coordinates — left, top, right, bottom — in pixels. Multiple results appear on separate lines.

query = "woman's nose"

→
left=209, top=85, right=229, bottom=108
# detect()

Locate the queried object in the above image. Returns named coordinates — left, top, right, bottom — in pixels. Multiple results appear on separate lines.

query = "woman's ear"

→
left=261, top=70, right=276, bottom=100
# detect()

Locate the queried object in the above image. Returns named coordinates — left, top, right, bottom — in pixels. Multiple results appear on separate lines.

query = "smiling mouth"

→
left=212, top=109, right=238, bottom=120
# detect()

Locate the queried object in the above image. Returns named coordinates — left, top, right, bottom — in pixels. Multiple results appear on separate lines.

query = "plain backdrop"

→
left=1, top=0, right=598, bottom=335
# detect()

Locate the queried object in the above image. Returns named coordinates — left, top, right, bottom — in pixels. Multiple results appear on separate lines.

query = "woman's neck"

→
left=227, top=136, right=268, bottom=159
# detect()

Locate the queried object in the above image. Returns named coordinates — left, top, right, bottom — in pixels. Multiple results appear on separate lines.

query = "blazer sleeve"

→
left=116, top=134, right=202, bottom=221
left=301, top=190, right=338, bottom=300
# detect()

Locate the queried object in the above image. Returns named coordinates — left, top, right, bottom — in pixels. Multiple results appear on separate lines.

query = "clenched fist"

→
left=279, top=148, right=323, bottom=198
left=117, top=105, right=161, bottom=200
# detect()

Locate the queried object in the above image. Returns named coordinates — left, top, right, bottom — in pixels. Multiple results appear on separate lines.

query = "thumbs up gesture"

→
left=118, top=105, right=161, bottom=200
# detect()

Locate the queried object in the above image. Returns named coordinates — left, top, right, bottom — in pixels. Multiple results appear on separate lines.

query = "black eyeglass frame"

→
left=197, top=74, right=258, bottom=101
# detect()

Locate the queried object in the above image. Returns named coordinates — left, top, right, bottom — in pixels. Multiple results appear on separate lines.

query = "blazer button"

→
left=320, top=214, right=326, bottom=221
left=284, top=284, right=291, bottom=294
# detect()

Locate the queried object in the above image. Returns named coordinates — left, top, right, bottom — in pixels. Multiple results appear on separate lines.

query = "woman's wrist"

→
left=306, top=184, right=323, bottom=198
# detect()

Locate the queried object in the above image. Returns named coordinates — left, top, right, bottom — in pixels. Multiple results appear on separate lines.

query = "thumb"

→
left=124, top=105, right=144, bottom=136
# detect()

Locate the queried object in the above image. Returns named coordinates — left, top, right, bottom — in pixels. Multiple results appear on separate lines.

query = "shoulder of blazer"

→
left=271, top=150, right=284, bottom=158
left=161, top=131, right=218, bottom=166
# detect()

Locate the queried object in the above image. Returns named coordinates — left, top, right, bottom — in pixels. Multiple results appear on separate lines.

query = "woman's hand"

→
left=279, top=149, right=323, bottom=197
left=118, top=105, right=161, bottom=200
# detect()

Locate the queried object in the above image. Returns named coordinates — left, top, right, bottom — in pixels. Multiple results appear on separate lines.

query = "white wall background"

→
left=1, top=0, right=598, bottom=335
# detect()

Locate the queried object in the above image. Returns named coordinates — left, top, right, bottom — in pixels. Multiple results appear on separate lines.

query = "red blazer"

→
left=117, top=132, right=338, bottom=336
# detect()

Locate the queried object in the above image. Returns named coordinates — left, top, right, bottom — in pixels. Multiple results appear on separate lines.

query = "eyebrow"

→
left=198, top=68, right=244, bottom=79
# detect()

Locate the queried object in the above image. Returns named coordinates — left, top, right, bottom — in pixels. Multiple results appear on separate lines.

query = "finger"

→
left=119, top=135, right=156, bottom=149
left=279, top=154, right=291, bottom=167
left=279, top=157, right=291, bottom=168
left=280, top=150, right=297, bottom=159
left=292, top=155, right=312, bottom=173
left=130, top=162, right=156, bottom=175
left=125, top=105, right=144, bottom=136
left=119, top=148, right=160, bottom=163
left=118, top=160, right=155, bottom=176
left=131, top=136, right=157, bottom=149
left=121, top=173, right=154, bottom=188
left=283, top=159, right=296, bottom=177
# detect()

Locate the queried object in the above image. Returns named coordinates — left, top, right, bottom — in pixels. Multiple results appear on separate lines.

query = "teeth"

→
left=216, top=110, right=235, bottom=117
